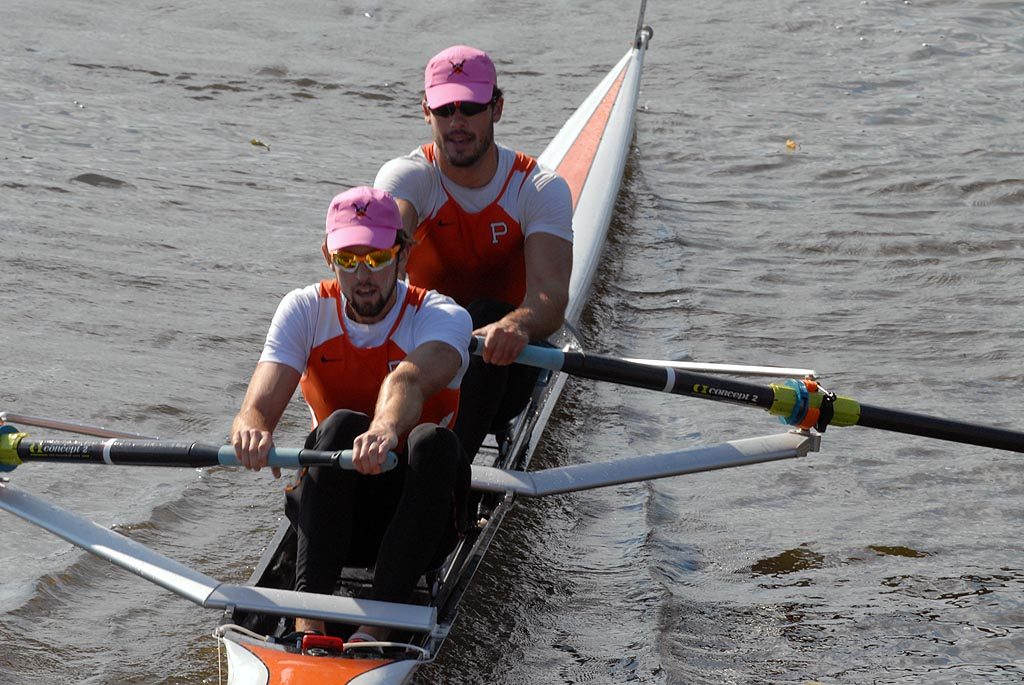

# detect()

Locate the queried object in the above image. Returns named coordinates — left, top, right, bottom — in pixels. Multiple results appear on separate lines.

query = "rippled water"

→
left=2, top=0, right=1023, bottom=683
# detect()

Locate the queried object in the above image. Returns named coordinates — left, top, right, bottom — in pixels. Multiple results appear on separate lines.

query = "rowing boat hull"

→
left=541, top=34, right=650, bottom=325
left=221, top=632, right=415, bottom=684
left=218, top=25, right=652, bottom=685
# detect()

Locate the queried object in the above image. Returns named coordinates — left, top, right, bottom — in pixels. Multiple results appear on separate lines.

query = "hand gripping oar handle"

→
left=0, top=426, right=398, bottom=473
left=471, top=339, right=1024, bottom=454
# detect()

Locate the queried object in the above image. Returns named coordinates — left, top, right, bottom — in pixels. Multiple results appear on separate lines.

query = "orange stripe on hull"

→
left=239, top=640, right=393, bottom=684
left=556, top=65, right=629, bottom=210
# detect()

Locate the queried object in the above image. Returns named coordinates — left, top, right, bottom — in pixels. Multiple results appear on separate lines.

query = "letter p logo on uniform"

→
left=489, top=222, right=509, bottom=244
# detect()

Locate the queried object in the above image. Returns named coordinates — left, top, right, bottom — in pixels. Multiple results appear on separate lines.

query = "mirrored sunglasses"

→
left=330, top=245, right=400, bottom=272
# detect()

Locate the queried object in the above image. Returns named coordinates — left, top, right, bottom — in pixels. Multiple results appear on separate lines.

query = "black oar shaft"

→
left=857, top=404, right=1024, bottom=453
left=561, top=352, right=776, bottom=410
left=18, top=440, right=223, bottom=467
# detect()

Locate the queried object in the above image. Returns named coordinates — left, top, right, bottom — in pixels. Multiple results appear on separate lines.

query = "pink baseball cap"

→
left=424, top=45, right=497, bottom=108
left=325, top=187, right=401, bottom=251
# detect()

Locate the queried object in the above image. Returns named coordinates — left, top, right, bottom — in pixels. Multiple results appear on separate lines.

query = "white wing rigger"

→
left=0, top=481, right=436, bottom=633
left=471, top=431, right=816, bottom=496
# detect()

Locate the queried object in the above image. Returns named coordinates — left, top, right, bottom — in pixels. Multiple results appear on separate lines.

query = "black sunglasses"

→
left=429, top=98, right=496, bottom=118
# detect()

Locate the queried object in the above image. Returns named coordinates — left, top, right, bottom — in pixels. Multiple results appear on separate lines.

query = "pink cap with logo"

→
left=424, top=45, right=497, bottom=108
left=325, top=187, right=401, bottom=251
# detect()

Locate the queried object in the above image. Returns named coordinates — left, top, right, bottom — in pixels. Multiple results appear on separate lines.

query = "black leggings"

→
left=291, top=410, right=467, bottom=603
left=453, top=299, right=542, bottom=460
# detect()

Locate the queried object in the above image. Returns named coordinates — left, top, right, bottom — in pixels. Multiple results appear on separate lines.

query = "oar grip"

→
left=216, top=446, right=398, bottom=472
left=470, top=335, right=565, bottom=371
left=295, top=448, right=400, bottom=472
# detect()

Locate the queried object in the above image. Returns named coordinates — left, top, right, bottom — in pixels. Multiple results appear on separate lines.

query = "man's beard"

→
left=348, top=276, right=398, bottom=320
left=438, top=123, right=495, bottom=168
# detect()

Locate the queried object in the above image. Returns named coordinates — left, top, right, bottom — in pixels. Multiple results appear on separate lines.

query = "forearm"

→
left=233, top=373, right=289, bottom=434
left=509, top=232, right=571, bottom=341
left=369, top=372, right=427, bottom=438
left=352, top=343, right=462, bottom=474
left=505, top=290, right=567, bottom=341
left=231, top=362, right=301, bottom=470
left=474, top=280, right=568, bottom=366
left=232, top=403, right=279, bottom=435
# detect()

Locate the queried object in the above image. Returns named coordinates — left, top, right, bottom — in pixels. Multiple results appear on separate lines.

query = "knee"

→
left=406, top=423, right=463, bottom=477
left=306, top=410, right=370, bottom=450
left=323, top=409, right=370, bottom=433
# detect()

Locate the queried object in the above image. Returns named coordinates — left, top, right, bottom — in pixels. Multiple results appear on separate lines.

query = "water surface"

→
left=2, top=1, right=1023, bottom=683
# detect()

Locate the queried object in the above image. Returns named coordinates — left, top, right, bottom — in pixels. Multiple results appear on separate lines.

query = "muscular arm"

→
left=477, top=232, right=572, bottom=365
left=352, top=340, right=463, bottom=474
left=231, top=361, right=302, bottom=474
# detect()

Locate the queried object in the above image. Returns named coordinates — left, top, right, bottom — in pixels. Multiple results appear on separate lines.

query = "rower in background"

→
left=230, top=186, right=472, bottom=642
left=374, top=44, right=574, bottom=461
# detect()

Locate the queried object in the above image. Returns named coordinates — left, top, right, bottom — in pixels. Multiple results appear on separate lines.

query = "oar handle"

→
left=0, top=428, right=398, bottom=472
left=469, top=336, right=563, bottom=371
left=217, top=446, right=399, bottom=471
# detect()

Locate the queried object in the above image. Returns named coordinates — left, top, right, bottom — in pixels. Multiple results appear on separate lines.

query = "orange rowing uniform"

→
left=299, top=279, right=459, bottom=446
left=406, top=143, right=537, bottom=308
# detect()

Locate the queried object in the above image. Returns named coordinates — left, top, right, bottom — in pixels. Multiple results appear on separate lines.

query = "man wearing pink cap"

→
left=231, top=186, right=472, bottom=640
left=375, top=44, right=573, bottom=462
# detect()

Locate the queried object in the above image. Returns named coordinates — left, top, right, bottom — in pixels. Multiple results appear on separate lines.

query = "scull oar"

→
left=0, top=426, right=398, bottom=472
left=471, top=339, right=1024, bottom=454
left=0, top=423, right=813, bottom=494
